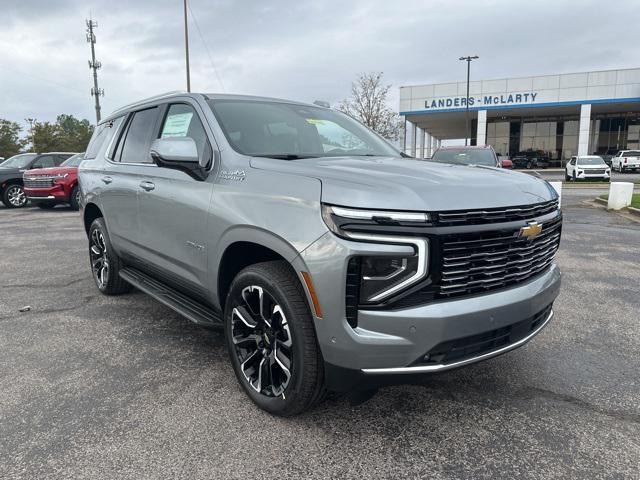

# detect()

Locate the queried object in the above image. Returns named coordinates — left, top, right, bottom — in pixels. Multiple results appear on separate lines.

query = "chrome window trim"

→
left=345, top=232, right=429, bottom=303
left=362, top=308, right=554, bottom=375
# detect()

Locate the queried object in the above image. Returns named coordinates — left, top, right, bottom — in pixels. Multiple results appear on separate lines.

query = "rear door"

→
left=100, top=107, right=162, bottom=257
left=136, top=101, right=215, bottom=299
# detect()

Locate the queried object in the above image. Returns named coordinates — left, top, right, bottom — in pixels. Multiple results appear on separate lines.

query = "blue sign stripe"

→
left=400, top=96, right=640, bottom=116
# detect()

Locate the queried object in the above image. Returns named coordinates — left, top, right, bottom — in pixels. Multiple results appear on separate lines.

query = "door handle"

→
left=139, top=181, right=155, bottom=191
left=101, top=176, right=113, bottom=184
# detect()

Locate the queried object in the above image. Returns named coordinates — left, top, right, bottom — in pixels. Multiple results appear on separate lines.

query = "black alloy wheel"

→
left=88, top=218, right=131, bottom=295
left=224, top=261, right=324, bottom=416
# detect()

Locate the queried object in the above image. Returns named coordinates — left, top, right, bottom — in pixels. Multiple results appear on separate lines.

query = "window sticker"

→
left=305, top=118, right=327, bottom=126
left=162, top=112, right=193, bottom=137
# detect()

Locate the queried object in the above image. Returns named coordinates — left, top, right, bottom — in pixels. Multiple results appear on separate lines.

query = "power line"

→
left=186, top=2, right=226, bottom=92
left=86, top=18, right=104, bottom=123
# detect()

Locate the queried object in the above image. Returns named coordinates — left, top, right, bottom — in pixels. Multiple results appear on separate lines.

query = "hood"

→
left=23, top=166, right=77, bottom=177
left=250, top=156, right=556, bottom=211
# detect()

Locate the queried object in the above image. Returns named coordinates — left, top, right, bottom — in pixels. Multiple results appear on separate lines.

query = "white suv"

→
left=565, top=155, right=611, bottom=181
left=612, top=150, right=640, bottom=173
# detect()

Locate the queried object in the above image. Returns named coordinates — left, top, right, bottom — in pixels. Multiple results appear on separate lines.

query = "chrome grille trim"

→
left=23, top=177, right=55, bottom=188
left=436, top=200, right=559, bottom=225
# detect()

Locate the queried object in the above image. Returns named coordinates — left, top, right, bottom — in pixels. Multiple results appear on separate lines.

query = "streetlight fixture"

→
left=459, top=55, right=479, bottom=146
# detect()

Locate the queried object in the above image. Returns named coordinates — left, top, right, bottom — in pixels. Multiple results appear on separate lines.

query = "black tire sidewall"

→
left=70, top=185, right=80, bottom=210
left=224, top=265, right=314, bottom=416
left=89, top=218, right=116, bottom=293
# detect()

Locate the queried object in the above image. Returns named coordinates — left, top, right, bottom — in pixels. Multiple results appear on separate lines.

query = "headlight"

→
left=322, top=205, right=430, bottom=304
left=321, top=204, right=430, bottom=237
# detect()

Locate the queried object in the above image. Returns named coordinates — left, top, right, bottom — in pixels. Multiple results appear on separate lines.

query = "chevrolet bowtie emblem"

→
left=519, top=221, right=543, bottom=240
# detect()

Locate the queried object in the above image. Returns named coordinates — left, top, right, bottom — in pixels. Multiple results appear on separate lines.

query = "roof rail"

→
left=108, top=91, right=188, bottom=118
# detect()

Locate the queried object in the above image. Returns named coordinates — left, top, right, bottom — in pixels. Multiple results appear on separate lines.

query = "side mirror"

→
left=150, top=137, right=207, bottom=180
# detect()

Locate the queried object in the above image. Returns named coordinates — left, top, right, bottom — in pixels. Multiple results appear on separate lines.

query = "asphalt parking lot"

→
left=1, top=192, right=639, bottom=480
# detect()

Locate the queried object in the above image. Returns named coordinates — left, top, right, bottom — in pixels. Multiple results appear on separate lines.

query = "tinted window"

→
left=160, top=104, right=210, bottom=163
left=622, top=151, right=640, bottom=156
left=577, top=157, right=606, bottom=166
left=85, top=123, right=109, bottom=159
left=61, top=153, right=86, bottom=167
left=0, top=153, right=37, bottom=168
left=119, top=108, right=159, bottom=163
left=55, top=155, right=72, bottom=165
left=32, top=155, right=56, bottom=169
left=208, top=99, right=399, bottom=158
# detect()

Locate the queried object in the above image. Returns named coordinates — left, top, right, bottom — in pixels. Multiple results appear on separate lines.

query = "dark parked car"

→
left=431, top=145, right=500, bottom=167
left=512, top=154, right=550, bottom=169
left=0, top=152, right=75, bottom=208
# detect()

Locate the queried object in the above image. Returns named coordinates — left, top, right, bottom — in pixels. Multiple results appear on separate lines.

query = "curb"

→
left=595, top=197, right=608, bottom=205
left=629, top=206, right=640, bottom=217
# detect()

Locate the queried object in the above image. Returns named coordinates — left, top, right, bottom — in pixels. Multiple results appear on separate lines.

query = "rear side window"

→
left=118, top=108, right=159, bottom=164
left=160, top=104, right=210, bottom=163
left=32, top=155, right=55, bottom=169
left=85, top=116, right=125, bottom=160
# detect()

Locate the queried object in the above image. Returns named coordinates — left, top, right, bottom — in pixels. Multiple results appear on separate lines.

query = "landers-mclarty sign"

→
left=424, top=92, right=539, bottom=109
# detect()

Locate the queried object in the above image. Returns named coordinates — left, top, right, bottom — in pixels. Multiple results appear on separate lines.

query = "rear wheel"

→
left=70, top=185, right=80, bottom=211
left=224, top=261, right=324, bottom=416
left=88, top=217, right=131, bottom=295
left=2, top=185, right=27, bottom=208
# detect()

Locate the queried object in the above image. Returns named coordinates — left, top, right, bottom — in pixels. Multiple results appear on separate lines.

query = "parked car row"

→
left=0, top=152, right=82, bottom=209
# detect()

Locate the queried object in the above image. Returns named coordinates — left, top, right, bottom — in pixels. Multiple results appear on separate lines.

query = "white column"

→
left=426, top=133, right=432, bottom=158
left=402, top=117, right=407, bottom=153
left=410, top=122, right=417, bottom=157
left=578, top=104, right=591, bottom=156
left=419, top=128, right=425, bottom=158
left=477, top=110, right=487, bottom=145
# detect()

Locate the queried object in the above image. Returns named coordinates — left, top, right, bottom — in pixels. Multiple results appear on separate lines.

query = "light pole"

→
left=183, top=0, right=191, bottom=92
left=459, top=55, right=479, bottom=146
left=25, top=118, right=36, bottom=151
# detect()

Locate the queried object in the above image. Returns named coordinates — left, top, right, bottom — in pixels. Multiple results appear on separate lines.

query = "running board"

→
left=119, top=267, right=223, bottom=327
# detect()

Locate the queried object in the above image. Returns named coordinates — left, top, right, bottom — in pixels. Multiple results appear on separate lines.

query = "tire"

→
left=224, top=260, right=324, bottom=416
left=2, top=184, right=28, bottom=208
left=88, top=217, right=132, bottom=295
left=572, top=171, right=577, bottom=182
left=70, top=185, right=80, bottom=211
left=37, top=203, right=56, bottom=209
left=565, top=172, right=570, bottom=181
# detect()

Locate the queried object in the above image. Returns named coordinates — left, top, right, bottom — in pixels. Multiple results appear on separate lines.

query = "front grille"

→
left=436, top=200, right=558, bottom=226
left=345, top=258, right=361, bottom=328
left=24, top=177, right=54, bottom=188
left=414, top=304, right=552, bottom=366
left=438, top=217, right=561, bottom=298
left=584, top=169, right=606, bottom=175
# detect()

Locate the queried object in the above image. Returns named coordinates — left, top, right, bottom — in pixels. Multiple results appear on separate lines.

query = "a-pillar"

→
left=578, top=104, right=591, bottom=156
left=477, top=110, right=487, bottom=145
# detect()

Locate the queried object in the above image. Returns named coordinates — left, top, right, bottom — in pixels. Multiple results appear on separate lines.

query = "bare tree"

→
left=339, top=72, right=400, bottom=141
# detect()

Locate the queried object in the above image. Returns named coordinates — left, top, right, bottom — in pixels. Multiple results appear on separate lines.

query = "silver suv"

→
left=79, top=92, right=562, bottom=416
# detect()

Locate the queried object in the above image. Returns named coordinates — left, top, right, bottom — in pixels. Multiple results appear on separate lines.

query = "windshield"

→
left=61, top=153, right=85, bottom=167
left=431, top=148, right=497, bottom=166
left=577, top=156, right=606, bottom=166
left=0, top=153, right=37, bottom=168
left=207, top=99, right=400, bottom=159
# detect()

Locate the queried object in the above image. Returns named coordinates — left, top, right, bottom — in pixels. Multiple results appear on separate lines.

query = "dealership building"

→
left=399, top=67, right=640, bottom=165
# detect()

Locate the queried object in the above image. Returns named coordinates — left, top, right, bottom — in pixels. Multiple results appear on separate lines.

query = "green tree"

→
left=56, top=114, right=94, bottom=152
left=32, top=121, right=60, bottom=153
left=0, top=119, right=26, bottom=158
left=32, top=115, right=94, bottom=153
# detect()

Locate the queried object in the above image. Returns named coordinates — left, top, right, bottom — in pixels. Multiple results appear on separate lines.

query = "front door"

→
left=136, top=102, right=215, bottom=300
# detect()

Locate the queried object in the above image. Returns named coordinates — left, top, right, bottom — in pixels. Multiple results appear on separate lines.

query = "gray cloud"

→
left=1, top=0, right=638, bottom=133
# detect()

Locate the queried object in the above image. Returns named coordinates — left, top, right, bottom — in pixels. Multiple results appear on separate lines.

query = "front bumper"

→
left=302, top=232, right=561, bottom=390
left=24, top=187, right=68, bottom=203
left=576, top=171, right=610, bottom=179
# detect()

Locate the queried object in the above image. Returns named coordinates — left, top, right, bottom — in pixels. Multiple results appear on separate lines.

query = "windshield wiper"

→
left=252, top=154, right=320, bottom=160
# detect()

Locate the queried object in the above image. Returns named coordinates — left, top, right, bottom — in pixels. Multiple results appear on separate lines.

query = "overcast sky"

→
left=1, top=0, right=639, bottom=131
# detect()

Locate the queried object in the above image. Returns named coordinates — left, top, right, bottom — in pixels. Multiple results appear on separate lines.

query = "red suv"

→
left=23, top=153, right=84, bottom=210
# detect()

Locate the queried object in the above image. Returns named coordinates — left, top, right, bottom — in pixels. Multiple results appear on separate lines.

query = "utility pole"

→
left=86, top=18, right=104, bottom=123
left=183, top=0, right=191, bottom=92
left=459, top=55, right=479, bottom=146
left=25, top=118, right=36, bottom=151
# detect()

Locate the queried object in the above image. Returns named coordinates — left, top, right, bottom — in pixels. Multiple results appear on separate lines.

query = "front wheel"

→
left=70, top=185, right=80, bottom=211
left=565, top=171, right=570, bottom=181
left=2, top=185, right=28, bottom=208
left=224, top=261, right=324, bottom=416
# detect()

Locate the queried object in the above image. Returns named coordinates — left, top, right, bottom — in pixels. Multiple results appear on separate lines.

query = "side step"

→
left=119, top=267, right=223, bottom=327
